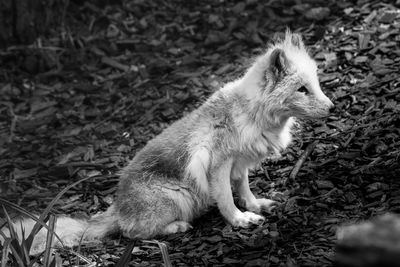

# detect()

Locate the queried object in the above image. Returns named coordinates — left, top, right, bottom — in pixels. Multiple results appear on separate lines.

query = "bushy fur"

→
left=1, top=31, right=334, bottom=254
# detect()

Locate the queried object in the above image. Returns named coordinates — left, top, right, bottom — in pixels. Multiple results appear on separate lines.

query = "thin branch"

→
left=289, top=141, right=318, bottom=181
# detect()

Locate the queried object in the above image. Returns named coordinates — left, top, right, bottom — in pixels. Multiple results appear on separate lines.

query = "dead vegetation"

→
left=0, top=0, right=399, bottom=266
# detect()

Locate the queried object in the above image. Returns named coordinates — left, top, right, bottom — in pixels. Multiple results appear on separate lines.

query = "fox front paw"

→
left=242, top=198, right=278, bottom=214
left=230, top=211, right=265, bottom=228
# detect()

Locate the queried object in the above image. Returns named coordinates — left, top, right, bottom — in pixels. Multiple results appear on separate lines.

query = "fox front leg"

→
left=232, top=166, right=277, bottom=214
left=210, top=159, right=265, bottom=227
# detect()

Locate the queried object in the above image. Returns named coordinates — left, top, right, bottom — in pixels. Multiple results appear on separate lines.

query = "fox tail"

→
left=1, top=205, right=119, bottom=255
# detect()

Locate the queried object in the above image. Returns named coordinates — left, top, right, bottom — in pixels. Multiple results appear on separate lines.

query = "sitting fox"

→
left=3, top=31, right=334, bottom=254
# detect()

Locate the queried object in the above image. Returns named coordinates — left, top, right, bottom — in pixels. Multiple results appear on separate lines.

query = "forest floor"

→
left=1, top=0, right=399, bottom=266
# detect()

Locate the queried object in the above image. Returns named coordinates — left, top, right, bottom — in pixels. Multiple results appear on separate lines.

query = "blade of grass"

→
left=19, top=225, right=30, bottom=265
left=0, top=228, right=7, bottom=239
left=60, top=248, right=92, bottom=264
left=49, top=252, right=63, bottom=267
left=0, top=214, right=19, bottom=232
left=2, top=207, right=17, bottom=241
left=1, top=206, right=28, bottom=265
left=1, top=238, right=12, bottom=267
left=49, top=255, right=56, bottom=267
left=0, top=199, right=64, bottom=248
left=28, top=251, right=45, bottom=267
left=25, top=215, right=49, bottom=255
left=157, top=241, right=172, bottom=267
left=43, top=214, right=56, bottom=267
left=143, top=240, right=172, bottom=267
left=75, top=226, right=88, bottom=266
left=115, top=241, right=136, bottom=267
left=8, top=241, right=25, bottom=267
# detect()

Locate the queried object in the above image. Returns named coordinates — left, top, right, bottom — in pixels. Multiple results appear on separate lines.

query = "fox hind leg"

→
left=116, top=183, right=196, bottom=239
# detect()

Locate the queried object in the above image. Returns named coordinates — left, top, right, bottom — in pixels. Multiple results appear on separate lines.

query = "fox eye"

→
left=298, top=86, right=309, bottom=94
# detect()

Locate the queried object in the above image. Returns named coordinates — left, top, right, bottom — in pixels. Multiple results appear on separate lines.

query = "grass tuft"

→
left=0, top=175, right=104, bottom=266
left=0, top=174, right=141, bottom=266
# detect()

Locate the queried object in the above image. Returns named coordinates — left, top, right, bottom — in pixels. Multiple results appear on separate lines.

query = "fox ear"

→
left=290, top=33, right=305, bottom=50
left=270, top=48, right=288, bottom=78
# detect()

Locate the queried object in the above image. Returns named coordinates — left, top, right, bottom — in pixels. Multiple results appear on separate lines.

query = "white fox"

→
left=1, top=31, right=334, bottom=255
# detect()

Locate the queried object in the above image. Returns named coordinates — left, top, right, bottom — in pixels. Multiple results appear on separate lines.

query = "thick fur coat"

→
left=1, top=31, right=334, bottom=254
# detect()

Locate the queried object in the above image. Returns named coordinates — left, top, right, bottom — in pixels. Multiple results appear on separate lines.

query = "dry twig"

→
left=288, top=141, right=318, bottom=182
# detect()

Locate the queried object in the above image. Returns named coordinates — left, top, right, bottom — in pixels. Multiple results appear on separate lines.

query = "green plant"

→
left=0, top=175, right=100, bottom=267
left=0, top=206, right=63, bottom=267
left=0, top=174, right=172, bottom=266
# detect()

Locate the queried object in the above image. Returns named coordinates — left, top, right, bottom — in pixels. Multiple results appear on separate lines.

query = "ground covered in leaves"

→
left=1, top=0, right=400, bottom=266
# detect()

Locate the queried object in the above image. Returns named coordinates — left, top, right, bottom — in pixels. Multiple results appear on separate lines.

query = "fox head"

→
left=241, top=30, right=334, bottom=125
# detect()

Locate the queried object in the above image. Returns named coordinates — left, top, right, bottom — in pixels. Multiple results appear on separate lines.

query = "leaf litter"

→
left=0, top=0, right=399, bottom=266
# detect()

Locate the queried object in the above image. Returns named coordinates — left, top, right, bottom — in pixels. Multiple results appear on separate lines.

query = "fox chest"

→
left=241, top=135, right=277, bottom=161
left=238, top=127, right=292, bottom=162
